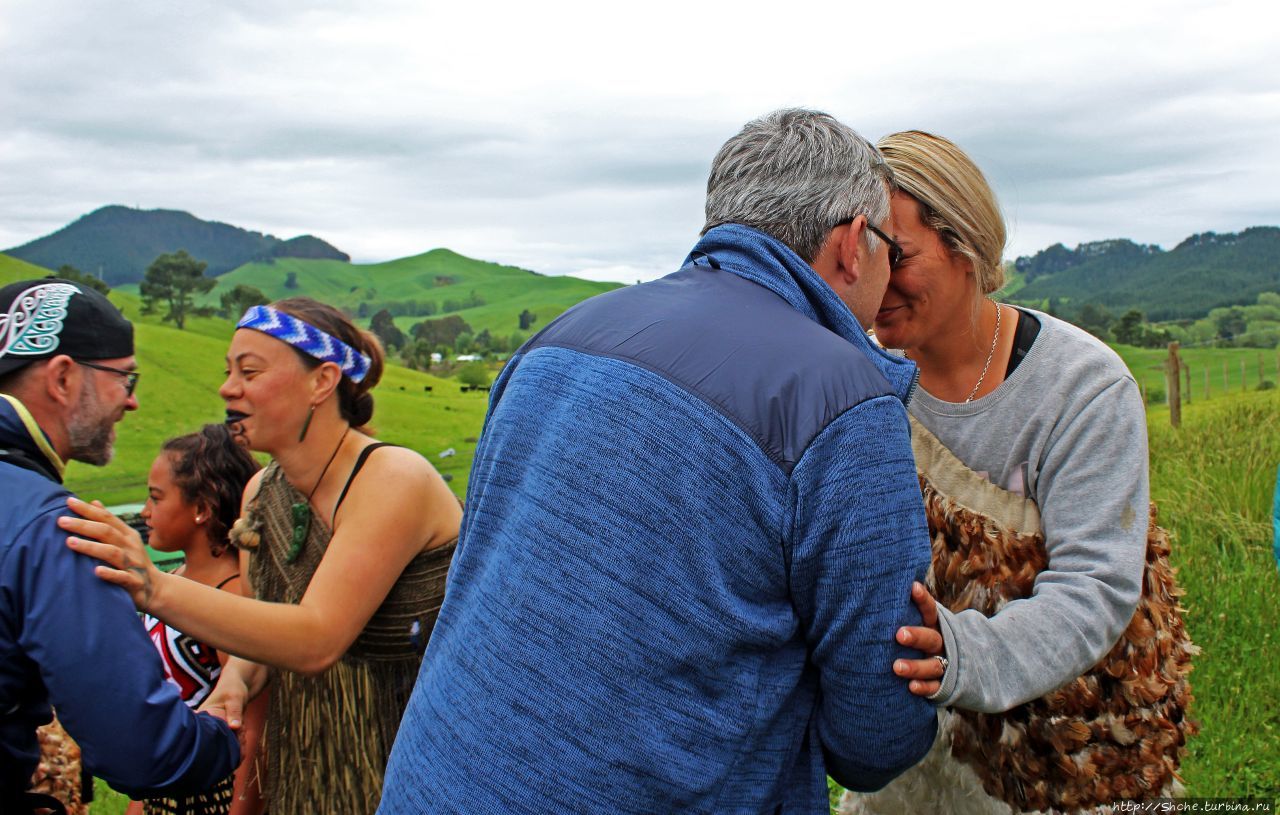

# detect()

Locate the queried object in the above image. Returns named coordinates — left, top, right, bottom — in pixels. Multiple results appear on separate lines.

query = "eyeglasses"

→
left=865, top=223, right=904, bottom=271
left=77, top=361, right=140, bottom=397
left=832, top=216, right=904, bottom=271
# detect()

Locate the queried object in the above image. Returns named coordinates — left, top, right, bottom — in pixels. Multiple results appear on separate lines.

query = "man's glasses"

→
left=865, top=222, right=904, bottom=271
left=77, top=361, right=140, bottom=397
left=832, top=216, right=904, bottom=270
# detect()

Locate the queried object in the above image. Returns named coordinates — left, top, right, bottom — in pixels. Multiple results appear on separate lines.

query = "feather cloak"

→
left=842, top=418, right=1198, bottom=814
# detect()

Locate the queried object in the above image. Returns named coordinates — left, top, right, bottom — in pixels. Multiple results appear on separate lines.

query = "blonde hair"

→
left=877, top=131, right=1006, bottom=295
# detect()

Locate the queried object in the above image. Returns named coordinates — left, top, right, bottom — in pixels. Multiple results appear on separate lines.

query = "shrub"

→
left=457, top=362, right=491, bottom=389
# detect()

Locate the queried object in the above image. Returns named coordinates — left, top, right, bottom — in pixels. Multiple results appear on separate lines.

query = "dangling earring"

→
left=298, top=404, right=316, bottom=442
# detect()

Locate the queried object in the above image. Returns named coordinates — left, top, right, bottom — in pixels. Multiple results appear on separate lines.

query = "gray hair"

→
left=702, top=108, right=894, bottom=262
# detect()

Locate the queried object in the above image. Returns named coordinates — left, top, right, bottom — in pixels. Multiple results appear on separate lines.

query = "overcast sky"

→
left=1, top=0, right=1276, bottom=283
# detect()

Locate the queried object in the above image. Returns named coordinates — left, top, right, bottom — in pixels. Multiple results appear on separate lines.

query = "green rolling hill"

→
left=1011, top=227, right=1280, bottom=321
left=2, top=253, right=489, bottom=505
left=195, top=248, right=622, bottom=339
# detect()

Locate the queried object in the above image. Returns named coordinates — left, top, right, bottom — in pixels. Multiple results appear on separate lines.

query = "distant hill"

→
left=1011, top=227, right=1280, bottom=321
left=1, top=252, right=487, bottom=504
left=5, top=206, right=348, bottom=286
left=210, top=248, right=621, bottom=339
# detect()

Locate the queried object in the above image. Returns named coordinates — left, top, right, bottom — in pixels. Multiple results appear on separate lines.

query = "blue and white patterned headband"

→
left=237, top=305, right=372, bottom=383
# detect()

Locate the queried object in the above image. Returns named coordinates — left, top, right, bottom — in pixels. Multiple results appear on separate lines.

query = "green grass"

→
left=1144, top=389, right=1279, bottom=795
left=1113, top=343, right=1280, bottom=401
left=1, top=251, right=61, bottom=282
left=92, top=778, right=128, bottom=813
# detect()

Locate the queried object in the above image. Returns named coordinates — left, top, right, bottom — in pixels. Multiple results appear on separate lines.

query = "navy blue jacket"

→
left=379, top=225, right=937, bottom=814
left=0, top=396, right=239, bottom=799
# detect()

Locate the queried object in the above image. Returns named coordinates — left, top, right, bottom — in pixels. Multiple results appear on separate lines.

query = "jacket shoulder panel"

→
left=529, top=267, right=895, bottom=473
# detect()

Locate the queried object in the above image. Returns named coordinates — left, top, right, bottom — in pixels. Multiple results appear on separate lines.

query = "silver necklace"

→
left=966, top=301, right=1002, bottom=403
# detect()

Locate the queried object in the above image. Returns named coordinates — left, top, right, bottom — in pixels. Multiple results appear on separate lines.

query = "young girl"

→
left=126, top=424, right=265, bottom=815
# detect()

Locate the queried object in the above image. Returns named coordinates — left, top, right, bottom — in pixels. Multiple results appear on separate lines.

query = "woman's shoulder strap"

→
left=332, top=442, right=397, bottom=523
left=214, top=573, right=241, bottom=590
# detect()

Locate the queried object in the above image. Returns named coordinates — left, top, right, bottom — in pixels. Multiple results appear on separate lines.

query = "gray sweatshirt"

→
left=913, top=309, right=1149, bottom=713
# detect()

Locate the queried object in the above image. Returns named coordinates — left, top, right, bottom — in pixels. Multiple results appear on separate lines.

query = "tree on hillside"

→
left=140, top=250, right=215, bottom=330
left=1075, top=303, right=1114, bottom=341
left=219, top=284, right=269, bottom=319
left=457, top=362, right=491, bottom=389
left=519, top=309, right=537, bottom=331
left=411, top=315, right=472, bottom=348
left=57, top=264, right=111, bottom=295
left=1215, top=307, right=1248, bottom=341
left=401, top=338, right=435, bottom=372
left=370, top=309, right=406, bottom=350
left=1113, top=310, right=1145, bottom=346
left=284, top=271, right=298, bottom=289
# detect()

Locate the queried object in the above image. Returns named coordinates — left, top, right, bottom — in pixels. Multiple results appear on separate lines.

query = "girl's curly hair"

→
left=162, top=424, right=261, bottom=557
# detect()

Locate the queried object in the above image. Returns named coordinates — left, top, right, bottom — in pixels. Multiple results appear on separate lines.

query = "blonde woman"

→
left=840, top=132, right=1196, bottom=813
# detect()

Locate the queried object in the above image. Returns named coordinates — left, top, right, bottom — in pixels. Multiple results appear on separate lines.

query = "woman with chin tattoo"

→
left=62, top=297, right=462, bottom=815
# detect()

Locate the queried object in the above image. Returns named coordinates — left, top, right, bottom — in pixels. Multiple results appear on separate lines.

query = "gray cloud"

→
left=1, top=0, right=1277, bottom=280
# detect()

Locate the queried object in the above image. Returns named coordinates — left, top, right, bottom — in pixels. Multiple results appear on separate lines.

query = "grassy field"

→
left=1113, top=342, right=1280, bottom=401
left=1144, top=389, right=1279, bottom=795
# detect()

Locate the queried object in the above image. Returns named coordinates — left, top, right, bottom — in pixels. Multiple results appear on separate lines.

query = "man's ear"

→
left=42, top=355, right=79, bottom=408
left=833, top=216, right=868, bottom=287
left=813, top=218, right=863, bottom=289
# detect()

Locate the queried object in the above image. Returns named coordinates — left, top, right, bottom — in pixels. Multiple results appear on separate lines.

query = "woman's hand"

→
left=893, top=581, right=948, bottom=697
left=201, top=673, right=250, bottom=732
left=200, top=658, right=269, bottom=732
left=59, top=496, right=161, bottom=612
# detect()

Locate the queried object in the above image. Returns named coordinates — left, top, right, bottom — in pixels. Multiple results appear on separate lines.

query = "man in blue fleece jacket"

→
left=0, top=279, right=239, bottom=812
left=379, top=109, right=937, bottom=814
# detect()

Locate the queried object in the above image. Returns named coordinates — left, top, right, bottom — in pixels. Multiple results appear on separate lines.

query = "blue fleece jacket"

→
left=379, top=225, right=937, bottom=814
left=0, top=396, right=239, bottom=800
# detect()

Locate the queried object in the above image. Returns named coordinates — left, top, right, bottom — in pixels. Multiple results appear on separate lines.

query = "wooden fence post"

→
left=1165, top=343, right=1182, bottom=428
left=1182, top=361, right=1191, bottom=405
